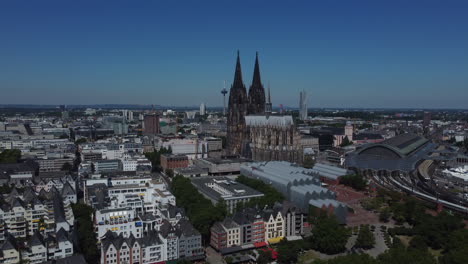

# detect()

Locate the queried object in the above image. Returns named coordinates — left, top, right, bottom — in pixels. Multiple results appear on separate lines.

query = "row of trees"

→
left=340, top=174, right=367, bottom=191
left=71, top=203, right=99, bottom=263
left=144, top=146, right=172, bottom=172
left=235, top=175, right=285, bottom=208
left=170, top=175, right=227, bottom=243
left=355, top=225, right=375, bottom=249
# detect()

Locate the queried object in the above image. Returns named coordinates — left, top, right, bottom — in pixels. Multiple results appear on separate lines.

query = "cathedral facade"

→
left=226, top=52, right=304, bottom=164
left=245, top=115, right=303, bottom=163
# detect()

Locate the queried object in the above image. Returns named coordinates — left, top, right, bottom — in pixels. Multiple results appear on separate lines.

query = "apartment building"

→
left=210, top=202, right=304, bottom=251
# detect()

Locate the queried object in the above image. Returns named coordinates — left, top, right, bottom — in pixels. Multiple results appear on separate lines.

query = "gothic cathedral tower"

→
left=248, top=52, right=266, bottom=115
left=227, top=51, right=248, bottom=155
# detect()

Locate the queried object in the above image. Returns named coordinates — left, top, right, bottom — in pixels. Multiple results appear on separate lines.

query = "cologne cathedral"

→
left=226, top=52, right=303, bottom=163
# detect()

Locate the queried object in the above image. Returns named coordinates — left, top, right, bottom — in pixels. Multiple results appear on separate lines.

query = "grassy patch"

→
left=429, top=248, right=443, bottom=258
left=397, top=235, right=412, bottom=246
left=298, top=250, right=319, bottom=264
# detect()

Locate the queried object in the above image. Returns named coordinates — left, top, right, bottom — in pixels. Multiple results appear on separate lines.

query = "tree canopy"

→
left=71, top=203, right=99, bottom=264
left=235, top=175, right=285, bottom=208
left=310, top=215, right=350, bottom=254
left=340, top=136, right=353, bottom=147
left=313, top=254, right=378, bottom=264
left=144, top=147, right=172, bottom=172
left=355, top=225, right=376, bottom=250
left=276, top=239, right=312, bottom=264
left=303, top=155, right=315, bottom=169
left=170, top=175, right=227, bottom=242
left=340, top=174, right=367, bottom=191
left=61, top=162, right=73, bottom=172
left=0, top=149, right=21, bottom=163
left=75, top=138, right=87, bottom=144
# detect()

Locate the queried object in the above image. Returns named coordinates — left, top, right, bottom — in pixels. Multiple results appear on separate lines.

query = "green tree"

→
left=355, top=225, right=376, bottom=250
left=224, top=256, right=233, bottom=264
left=311, top=215, right=350, bottom=254
left=378, top=246, right=437, bottom=264
left=171, top=175, right=226, bottom=243
left=413, top=211, right=464, bottom=249
left=235, top=175, right=285, bottom=208
left=61, top=162, right=73, bottom=172
left=439, top=229, right=468, bottom=264
left=303, top=155, right=315, bottom=169
left=71, top=203, right=99, bottom=263
left=379, top=208, right=391, bottom=223
left=313, top=254, right=378, bottom=264
left=276, top=239, right=309, bottom=264
left=0, top=149, right=21, bottom=163
left=440, top=245, right=468, bottom=264
left=340, top=174, right=367, bottom=191
left=75, top=138, right=87, bottom=144
left=175, top=259, right=192, bottom=264
left=340, top=136, right=353, bottom=147
left=409, top=235, right=428, bottom=251
left=0, top=184, right=12, bottom=194
left=257, top=249, right=273, bottom=264
left=165, top=168, right=174, bottom=177
left=144, top=146, right=173, bottom=172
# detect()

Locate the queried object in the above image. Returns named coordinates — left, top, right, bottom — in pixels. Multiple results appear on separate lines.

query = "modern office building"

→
left=92, top=159, right=122, bottom=173
left=193, top=157, right=250, bottom=176
left=299, top=90, right=308, bottom=121
left=191, top=177, right=264, bottom=213
left=35, top=157, right=74, bottom=172
left=200, top=103, right=206, bottom=116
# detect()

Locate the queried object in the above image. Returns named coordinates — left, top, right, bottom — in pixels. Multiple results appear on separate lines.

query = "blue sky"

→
left=0, top=0, right=467, bottom=108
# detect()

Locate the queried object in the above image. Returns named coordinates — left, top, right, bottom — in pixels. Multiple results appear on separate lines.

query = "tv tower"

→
left=221, top=80, right=228, bottom=116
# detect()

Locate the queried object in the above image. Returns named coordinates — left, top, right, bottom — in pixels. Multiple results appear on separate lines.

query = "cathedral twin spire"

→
left=229, top=51, right=266, bottom=115
left=227, top=51, right=267, bottom=155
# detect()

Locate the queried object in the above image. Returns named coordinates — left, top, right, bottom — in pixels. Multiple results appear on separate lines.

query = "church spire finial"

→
left=268, top=82, right=271, bottom=103
left=233, top=50, right=243, bottom=88
left=252, top=52, right=261, bottom=87
left=265, top=81, right=272, bottom=115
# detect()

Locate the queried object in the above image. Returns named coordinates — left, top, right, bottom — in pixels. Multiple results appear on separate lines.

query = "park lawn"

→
left=298, top=250, right=320, bottom=264
left=397, top=235, right=412, bottom=246
left=429, top=248, right=443, bottom=258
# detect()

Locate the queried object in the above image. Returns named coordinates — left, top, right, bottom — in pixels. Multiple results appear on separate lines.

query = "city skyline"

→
left=1, top=0, right=468, bottom=108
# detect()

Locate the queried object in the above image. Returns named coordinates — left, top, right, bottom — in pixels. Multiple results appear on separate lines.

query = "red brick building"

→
left=143, top=114, right=160, bottom=135
left=160, top=154, right=189, bottom=172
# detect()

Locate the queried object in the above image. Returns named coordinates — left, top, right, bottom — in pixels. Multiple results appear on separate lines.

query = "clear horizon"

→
left=1, top=0, right=468, bottom=108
